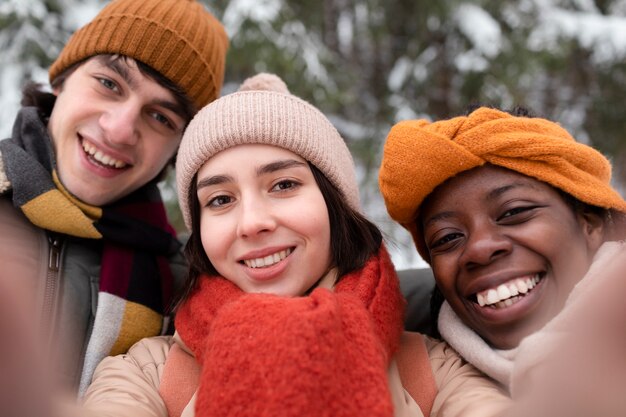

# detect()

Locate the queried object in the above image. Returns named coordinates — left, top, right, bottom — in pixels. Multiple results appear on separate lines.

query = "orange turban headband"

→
left=379, top=107, right=626, bottom=262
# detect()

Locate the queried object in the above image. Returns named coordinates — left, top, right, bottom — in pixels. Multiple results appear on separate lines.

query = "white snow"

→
left=456, top=3, right=503, bottom=59
left=529, top=6, right=626, bottom=63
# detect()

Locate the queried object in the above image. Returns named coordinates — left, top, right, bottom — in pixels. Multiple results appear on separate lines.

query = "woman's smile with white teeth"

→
left=475, top=274, right=542, bottom=308
left=243, top=248, right=293, bottom=269
left=82, top=139, right=128, bottom=169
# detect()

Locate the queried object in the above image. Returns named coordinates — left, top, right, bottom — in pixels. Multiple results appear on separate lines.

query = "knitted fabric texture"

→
left=0, top=150, right=9, bottom=193
left=0, top=107, right=179, bottom=395
left=175, top=246, right=405, bottom=417
left=378, top=107, right=626, bottom=262
left=176, top=73, right=359, bottom=229
left=48, top=0, right=228, bottom=110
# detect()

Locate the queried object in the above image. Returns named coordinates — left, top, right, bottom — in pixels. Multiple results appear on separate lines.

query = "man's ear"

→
left=578, top=208, right=606, bottom=253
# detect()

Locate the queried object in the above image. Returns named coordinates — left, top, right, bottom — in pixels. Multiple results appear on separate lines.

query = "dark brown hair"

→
left=175, top=162, right=382, bottom=309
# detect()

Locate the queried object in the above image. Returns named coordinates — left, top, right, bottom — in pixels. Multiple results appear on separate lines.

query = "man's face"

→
left=48, top=56, right=187, bottom=206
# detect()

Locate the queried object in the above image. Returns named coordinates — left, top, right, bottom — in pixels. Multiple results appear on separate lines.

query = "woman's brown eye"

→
left=430, top=233, right=463, bottom=249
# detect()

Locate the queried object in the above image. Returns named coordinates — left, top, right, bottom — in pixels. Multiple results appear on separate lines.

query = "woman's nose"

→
left=236, top=197, right=277, bottom=238
left=459, top=224, right=512, bottom=270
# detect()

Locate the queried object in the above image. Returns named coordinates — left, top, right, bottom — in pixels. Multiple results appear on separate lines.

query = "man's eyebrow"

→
left=197, top=175, right=233, bottom=190
left=256, top=159, right=307, bottom=176
left=105, top=58, right=136, bottom=89
left=151, top=99, right=187, bottom=120
left=99, top=57, right=187, bottom=119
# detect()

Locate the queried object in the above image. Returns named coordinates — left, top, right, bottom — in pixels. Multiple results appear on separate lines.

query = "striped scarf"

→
left=0, top=107, right=180, bottom=394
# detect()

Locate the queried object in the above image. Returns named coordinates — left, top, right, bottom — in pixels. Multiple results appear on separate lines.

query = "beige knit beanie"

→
left=49, top=0, right=229, bottom=110
left=176, top=73, right=360, bottom=230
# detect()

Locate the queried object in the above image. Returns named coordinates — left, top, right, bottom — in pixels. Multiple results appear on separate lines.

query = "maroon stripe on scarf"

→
left=99, top=245, right=133, bottom=296
left=110, top=200, right=176, bottom=233
left=157, top=256, right=175, bottom=313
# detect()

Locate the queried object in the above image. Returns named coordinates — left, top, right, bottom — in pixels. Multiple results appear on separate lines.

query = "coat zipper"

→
left=41, top=233, right=63, bottom=345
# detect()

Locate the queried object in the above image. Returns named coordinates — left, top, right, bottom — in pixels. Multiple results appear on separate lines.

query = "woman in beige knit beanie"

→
left=78, top=74, right=512, bottom=417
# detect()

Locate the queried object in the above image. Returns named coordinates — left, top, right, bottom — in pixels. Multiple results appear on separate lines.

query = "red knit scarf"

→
left=175, top=246, right=405, bottom=417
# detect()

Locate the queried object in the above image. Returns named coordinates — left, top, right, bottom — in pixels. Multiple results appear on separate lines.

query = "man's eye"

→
left=98, top=77, right=118, bottom=91
left=151, top=112, right=174, bottom=129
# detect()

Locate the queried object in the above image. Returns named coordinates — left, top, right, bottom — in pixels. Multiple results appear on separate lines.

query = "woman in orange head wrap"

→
left=379, top=106, right=626, bottom=407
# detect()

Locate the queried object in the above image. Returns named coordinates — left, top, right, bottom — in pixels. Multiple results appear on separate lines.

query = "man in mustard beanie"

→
left=0, top=0, right=228, bottom=397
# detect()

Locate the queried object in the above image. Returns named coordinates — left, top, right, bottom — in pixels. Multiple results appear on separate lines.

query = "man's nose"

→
left=100, top=102, right=140, bottom=146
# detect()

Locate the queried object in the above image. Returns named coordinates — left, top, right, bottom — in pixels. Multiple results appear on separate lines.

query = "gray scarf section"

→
left=0, top=151, right=9, bottom=193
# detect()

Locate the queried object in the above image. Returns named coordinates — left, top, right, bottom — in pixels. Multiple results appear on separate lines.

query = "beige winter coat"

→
left=73, top=333, right=509, bottom=417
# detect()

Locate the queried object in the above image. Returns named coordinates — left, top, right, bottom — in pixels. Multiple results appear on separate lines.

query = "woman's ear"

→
left=577, top=208, right=606, bottom=253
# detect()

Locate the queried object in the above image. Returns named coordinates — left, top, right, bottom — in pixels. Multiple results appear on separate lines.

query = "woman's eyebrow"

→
left=197, top=159, right=306, bottom=190
left=256, top=159, right=307, bottom=176
left=486, top=182, right=536, bottom=201
left=197, top=174, right=233, bottom=190
left=423, top=182, right=539, bottom=227
left=423, top=211, right=456, bottom=228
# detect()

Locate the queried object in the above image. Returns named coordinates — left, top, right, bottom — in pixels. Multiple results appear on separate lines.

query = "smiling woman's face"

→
left=421, top=165, right=604, bottom=349
left=195, top=144, right=332, bottom=296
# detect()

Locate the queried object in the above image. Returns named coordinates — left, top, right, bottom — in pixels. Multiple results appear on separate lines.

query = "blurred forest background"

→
left=1, top=0, right=625, bottom=267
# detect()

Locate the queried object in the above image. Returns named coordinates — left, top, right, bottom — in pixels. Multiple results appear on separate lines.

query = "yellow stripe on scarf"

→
left=52, top=171, right=103, bottom=219
left=21, top=189, right=102, bottom=238
left=109, top=301, right=163, bottom=356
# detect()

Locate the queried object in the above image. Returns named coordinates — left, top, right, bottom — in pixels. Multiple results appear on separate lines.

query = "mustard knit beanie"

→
left=379, top=107, right=626, bottom=263
left=176, top=73, right=359, bottom=230
left=49, top=0, right=229, bottom=111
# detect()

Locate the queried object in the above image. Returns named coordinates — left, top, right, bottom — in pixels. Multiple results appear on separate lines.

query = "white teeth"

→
left=486, top=289, right=499, bottom=305
left=477, top=293, right=486, bottom=307
left=81, top=140, right=127, bottom=169
left=475, top=274, right=541, bottom=307
left=243, top=248, right=292, bottom=269
left=497, top=284, right=511, bottom=300
left=517, top=278, right=529, bottom=294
